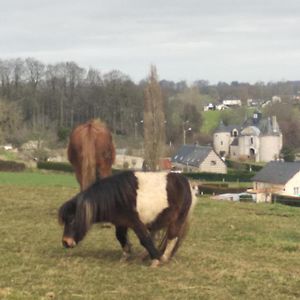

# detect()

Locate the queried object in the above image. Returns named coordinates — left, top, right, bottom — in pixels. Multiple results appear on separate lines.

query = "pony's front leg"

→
left=139, top=230, right=157, bottom=261
left=132, top=221, right=161, bottom=267
left=115, top=226, right=132, bottom=262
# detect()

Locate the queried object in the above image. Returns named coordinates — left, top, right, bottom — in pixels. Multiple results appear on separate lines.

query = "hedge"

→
left=272, top=194, right=300, bottom=207
left=37, top=161, right=120, bottom=174
left=0, top=160, right=26, bottom=172
left=37, top=161, right=74, bottom=173
left=184, top=170, right=255, bottom=182
left=225, top=159, right=264, bottom=172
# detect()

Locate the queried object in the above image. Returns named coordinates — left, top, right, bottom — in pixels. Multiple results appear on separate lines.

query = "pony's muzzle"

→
left=62, top=237, right=76, bottom=248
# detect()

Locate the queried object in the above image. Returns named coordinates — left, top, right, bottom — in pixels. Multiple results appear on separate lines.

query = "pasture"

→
left=0, top=171, right=300, bottom=299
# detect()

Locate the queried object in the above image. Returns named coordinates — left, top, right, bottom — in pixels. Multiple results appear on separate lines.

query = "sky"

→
left=1, top=0, right=300, bottom=84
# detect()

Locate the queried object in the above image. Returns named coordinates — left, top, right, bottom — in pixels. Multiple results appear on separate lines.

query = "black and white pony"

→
left=58, top=171, right=196, bottom=267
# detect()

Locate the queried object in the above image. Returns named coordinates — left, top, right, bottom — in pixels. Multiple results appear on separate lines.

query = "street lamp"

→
left=134, top=120, right=144, bottom=139
left=183, top=127, right=192, bottom=145
left=183, top=121, right=192, bottom=145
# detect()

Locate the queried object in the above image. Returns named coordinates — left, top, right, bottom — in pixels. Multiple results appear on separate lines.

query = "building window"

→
left=210, top=160, right=216, bottom=166
left=250, top=137, right=254, bottom=144
left=221, top=141, right=223, bottom=145
left=294, top=187, right=299, bottom=195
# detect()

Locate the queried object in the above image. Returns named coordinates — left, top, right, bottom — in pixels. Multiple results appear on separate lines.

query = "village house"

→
left=249, top=161, right=300, bottom=203
left=213, top=111, right=282, bottom=162
left=171, top=144, right=227, bottom=174
left=222, top=99, right=242, bottom=107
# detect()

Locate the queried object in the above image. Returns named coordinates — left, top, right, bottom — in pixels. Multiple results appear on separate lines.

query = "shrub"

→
left=0, top=160, right=26, bottom=172
left=57, top=127, right=71, bottom=143
left=37, top=161, right=74, bottom=173
left=37, top=161, right=120, bottom=175
left=184, top=170, right=255, bottom=182
left=225, top=159, right=264, bottom=172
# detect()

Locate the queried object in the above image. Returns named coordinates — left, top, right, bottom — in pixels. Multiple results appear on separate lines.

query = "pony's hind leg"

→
left=160, top=222, right=181, bottom=263
left=115, top=226, right=132, bottom=262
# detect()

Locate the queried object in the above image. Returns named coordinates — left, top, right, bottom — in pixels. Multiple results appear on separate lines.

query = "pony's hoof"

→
left=120, top=252, right=131, bottom=263
left=150, top=259, right=160, bottom=268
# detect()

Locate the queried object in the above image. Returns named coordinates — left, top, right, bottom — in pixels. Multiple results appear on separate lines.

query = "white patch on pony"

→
left=135, top=172, right=169, bottom=225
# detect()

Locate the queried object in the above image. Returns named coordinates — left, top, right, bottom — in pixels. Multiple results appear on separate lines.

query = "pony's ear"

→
left=58, top=197, right=77, bottom=225
left=74, top=199, right=95, bottom=242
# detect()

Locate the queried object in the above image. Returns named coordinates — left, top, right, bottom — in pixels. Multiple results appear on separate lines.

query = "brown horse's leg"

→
left=97, top=161, right=111, bottom=179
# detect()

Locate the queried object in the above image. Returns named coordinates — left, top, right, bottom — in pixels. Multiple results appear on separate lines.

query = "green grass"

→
left=0, top=171, right=77, bottom=188
left=201, top=110, right=221, bottom=134
left=1, top=171, right=300, bottom=299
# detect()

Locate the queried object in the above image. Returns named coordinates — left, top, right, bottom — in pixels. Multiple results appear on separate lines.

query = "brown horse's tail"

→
left=158, top=182, right=197, bottom=258
left=81, top=122, right=97, bottom=191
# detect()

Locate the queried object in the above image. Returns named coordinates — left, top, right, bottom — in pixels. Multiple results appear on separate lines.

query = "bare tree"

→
left=143, top=65, right=166, bottom=170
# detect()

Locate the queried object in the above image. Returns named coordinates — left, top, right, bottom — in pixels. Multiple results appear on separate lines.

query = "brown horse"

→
left=67, top=119, right=115, bottom=191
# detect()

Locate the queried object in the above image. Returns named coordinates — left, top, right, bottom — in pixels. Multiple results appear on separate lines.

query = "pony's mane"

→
left=58, top=196, right=77, bottom=225
left=85, top=171, right=138, bottom=217
left=65, top=171, right=138, bottom=242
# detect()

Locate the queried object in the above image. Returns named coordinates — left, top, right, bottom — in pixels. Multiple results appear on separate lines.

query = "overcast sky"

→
left=1, top=0, right=300, bottom=83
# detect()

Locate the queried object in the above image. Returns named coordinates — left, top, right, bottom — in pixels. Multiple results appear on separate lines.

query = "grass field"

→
left=1, top=171, right=300, bottom=299
left=201, top=110, right=221, bottom=134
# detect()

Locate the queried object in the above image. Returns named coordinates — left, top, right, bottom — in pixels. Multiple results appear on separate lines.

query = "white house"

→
left=222, top=99, right=242, bottom=107
left=249, top=161, right=300, bottom=202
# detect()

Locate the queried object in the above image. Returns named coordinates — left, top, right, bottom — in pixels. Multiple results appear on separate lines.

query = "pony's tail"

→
left=81, top=121, right=97, bottom=191
left=158, top=182, right=198, bottom=258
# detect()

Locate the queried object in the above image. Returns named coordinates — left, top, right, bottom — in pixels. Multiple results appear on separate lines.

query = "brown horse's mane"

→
left=68, top=119, right=115, bottom=191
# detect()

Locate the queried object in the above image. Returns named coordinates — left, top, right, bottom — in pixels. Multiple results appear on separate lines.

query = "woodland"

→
left=1, top=57, right=300, bottom=153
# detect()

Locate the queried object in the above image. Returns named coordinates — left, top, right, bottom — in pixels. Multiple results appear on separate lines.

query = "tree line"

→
left=1, top=57, right=300, bottom=150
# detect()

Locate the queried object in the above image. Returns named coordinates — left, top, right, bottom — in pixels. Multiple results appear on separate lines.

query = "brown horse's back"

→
left=68, top=119, right=115, bottom=190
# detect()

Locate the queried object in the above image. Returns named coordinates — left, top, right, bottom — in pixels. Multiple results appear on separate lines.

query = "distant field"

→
left=0, top=171, right=300, bottom=299
left=201, top=110, right=221, bottom=134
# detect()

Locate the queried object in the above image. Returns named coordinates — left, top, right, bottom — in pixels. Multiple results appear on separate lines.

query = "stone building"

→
left=213, top=112, right=282, bottom=162
left=171, top=144, right=227, bottom=174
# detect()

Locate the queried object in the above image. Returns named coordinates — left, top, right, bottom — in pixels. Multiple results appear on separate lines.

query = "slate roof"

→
left=215, top=113, right=281, bottom=137
left=252, top=161, right=300, bottom=184
left=171, top=145, right=214, bottom=167
left=214, top=122, right=240, bottom=134
left=243, top=116, right=281, bottom=136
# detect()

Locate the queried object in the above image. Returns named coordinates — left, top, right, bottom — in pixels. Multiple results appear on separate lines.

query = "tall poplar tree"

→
left=143, top=65, right=166, bottom=170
